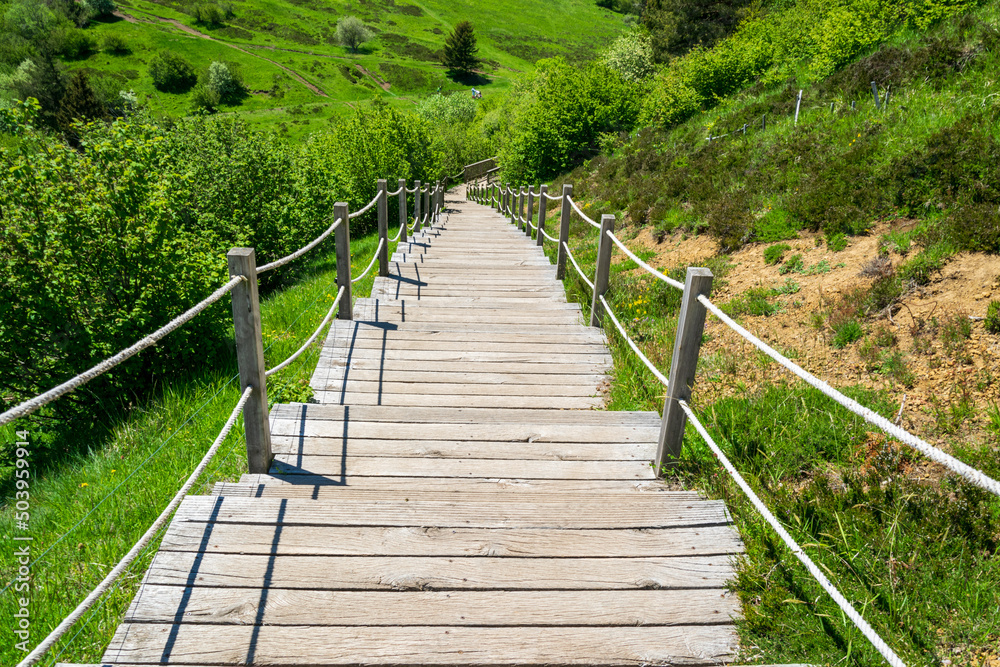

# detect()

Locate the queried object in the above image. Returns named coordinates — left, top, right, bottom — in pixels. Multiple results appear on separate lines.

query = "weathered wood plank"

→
left=231, top=474, right=678, bottom=494
left=322, top=358, right=610, bottom=375
left=311, top=381, right=602, bottom=396
left=125, top=586, right=740, bottom=625
left=269, top=404, right=659, bottom=426
left=315, top=392, right=605, bottom=409
left=269, top=436, right=648, bottom=460
left=319, top=349, right=611, bottom=365
left=105, top=624, right=736, bottom=666
left=143, top=552, right=735, bottom=589
left=311, top=369, right=610, bottom=385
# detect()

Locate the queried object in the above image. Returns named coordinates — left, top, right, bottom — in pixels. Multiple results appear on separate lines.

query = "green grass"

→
left=54, top=0, right=629, bottom=137
left=0, top=227, right=391, bottom=665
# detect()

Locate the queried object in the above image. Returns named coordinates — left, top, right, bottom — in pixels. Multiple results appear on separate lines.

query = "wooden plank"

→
left=271, top=455, right=656, bottom=479
left=318, top=349, right=609, bottom=365
left=312, top=392, right=604, bottom=409
left=142, top=552, right=735, bottom=589
left=311, top=369, right=610, bottom=385
left=322, top=358, right=610, bottom=375
left=125, top=586, right=740, bottom=625
left=311, top=380, right=603, bottom=396
left=231, top=474, right=679, bottom=494
left=268, top=404, right=659, bottom=426
left=269, top=436, right=649, bottom=460
left=105, top=624, right=736, bottom=665
left=172, top=495, right=726, bottom=530
left=322, top=325, right=606, bottom=345
left=161, top=521, right=741, bottom=557
left=270, top=419, right=659, bottom=442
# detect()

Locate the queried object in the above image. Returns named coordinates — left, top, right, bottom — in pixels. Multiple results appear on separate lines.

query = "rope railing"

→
left=562, top=241, right=594, bottom=291
left=543, top=191, right=563, bottom=201
left=266, top=287, right=346, bottom=377
left=258, top=217, right=343, bottom=274
left=388, top=187, right=404, bottom=197
left=598, top=295, right=669, bottom=387
left=0, top=275, right=245, bottom=427
left=390, top=221, right=405, bottom=242
left=698, top=294, right=1000, bottom=497
left=567, top=196, right=601, bottom=229
left=540, top=227, right=559, bottom=243
left=677, top=399, right=907, bottom=667
left=16, top=385, right=255, bottom=667
left=606, top=230, right=685, bottom=291
left=349, top=192, right=381, bottom=219
left=351, top=238, right=384, bottom=284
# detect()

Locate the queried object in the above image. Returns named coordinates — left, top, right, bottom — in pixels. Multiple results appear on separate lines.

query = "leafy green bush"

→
left=206, top=61, right=243, bottom=101
left=986, top=300, right=1000, bottom=334
left=602, top=30, right=655, bottom=83
left=779, top=253, right=804, bottom=275
left=102, top=33, right=130, bottom=54
left=416, top=93, right=476, bottom=125
left=336, top=16, right=373, bottom=53
left=826, top=233, right=848, bottom=252
left=723, top=286, right=781, bottom=317
left=763, top=243, right=791, bottom=265
left=86, top=0, right=117, bottom=17
left=149, top=51, right=197, bottom=92
left=754, top=208, right=798, bottom=243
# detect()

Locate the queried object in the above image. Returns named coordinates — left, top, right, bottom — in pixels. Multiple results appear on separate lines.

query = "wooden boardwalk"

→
left=101, top=185, right=744, bottom=666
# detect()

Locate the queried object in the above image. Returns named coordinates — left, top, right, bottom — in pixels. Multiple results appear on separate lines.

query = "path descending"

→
left=99, top=186, right=743, bottom=666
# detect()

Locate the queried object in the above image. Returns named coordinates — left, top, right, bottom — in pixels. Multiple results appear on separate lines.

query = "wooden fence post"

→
left=589, top=214, right=615, bottom=327
left=413, top=180, right=421, bottom=231
left=334, top=202, right=353, bottom=321
left=655, top=267, right=714, bottom=469
left=555, top=184, right=573, bottom=280
left=398, top=178, right=407, bottom=244
left=871, top=81, right=881, bottom=110
left=227, top=248, right=273, bottom=475
left=536, top=184, right=547, bottom=247
left=423, top=187, right=431, bottom=227
left=526, top=187, right=534, bottom=239
left=377, top=179, right=389, bottom=277
left=517, top=187, right=526, bottom=231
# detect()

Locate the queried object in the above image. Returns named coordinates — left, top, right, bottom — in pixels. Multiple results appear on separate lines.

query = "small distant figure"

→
left=436, top=86, right=441, bottom=94
left=471, top=88, right=482, bottom=99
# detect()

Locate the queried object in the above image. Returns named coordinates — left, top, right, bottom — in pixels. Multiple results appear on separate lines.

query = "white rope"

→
left=266, top=287, right=345, bottom=377
left=527, top=218, right=536, bottom=231
left=389, top=221, right=405, bottom=242
left=388, top=187, right=403, bottom=197
left=16, top=385, right=254, bottom=667
left=540, top=227, right=558, bottom=243
left=0, top=276, right=245, bottom=427
left=406, top=186, right=417, bottom=193
left=677, top=399, right=907, bottom=667
left=598, top=295, right=670, bottom=387
left=351, top=238, right=384, bottom=284
left=258, top=217, right=343, bottom=274
left=562, top=241, right=594, bottom=291
left=567, top=196, right=600, bottom=229
left=699, top=294, right=1000, bottom=497
left=606, top=230, right=685, bottom=291
left=543, top=192, right=563, bottom=201
left=408, top=217, right=420, bottom=231
left=348, top=192, right=381, bottom=219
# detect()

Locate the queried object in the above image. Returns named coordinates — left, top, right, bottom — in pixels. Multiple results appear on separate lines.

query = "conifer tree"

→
left=442, top=21, right=480, bottom=75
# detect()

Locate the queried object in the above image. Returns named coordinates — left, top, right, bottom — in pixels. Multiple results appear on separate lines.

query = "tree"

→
left=149, top=51, right=197, bottom=92
left=57, top=70, right=107, bottom=127
left=602, top=30, right=655, bottom=82
left=207, top=61, right=241, bottom=100
left=442, top=21, right=480, bottom=75
left=336, top=16, right=372, bottom=53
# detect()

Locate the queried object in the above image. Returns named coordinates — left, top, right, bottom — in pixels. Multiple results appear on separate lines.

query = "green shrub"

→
left=826, top=232, right=848, bottom=252
left=987, top=300, right=1000, bottom=334
left=778, top=253, right=804, bottom=275
left=206, top=61, right=243, bottom=101
left=102, top=33, right=130, bottom=54
left=87, top=0, right=116, bottom=17
left=882, top=351, right=916, bottom=388
left=832, top=319, right=864, bottom=348
left=190, top=83, right=221, bottom=110
left=898, top=242, right=953, bottom=285
left=602, top=30, right=655, bottom=83
left=754, top=208, right=798, bottom=243
left=705, top=190, right=754, bottom=252
left=149, top=51, right=197, bottom=92
left=763, top=243, right=791, bottom=265
left=336, top=16, right=373, bottom=53
left=57, top=29, right=98, bottom=59
left=723, top=286, right=781, bottom=317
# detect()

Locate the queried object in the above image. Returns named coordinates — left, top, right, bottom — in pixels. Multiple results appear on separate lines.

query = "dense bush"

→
left=601, top=30, right=655, bottom=82
left=149, top=51, right=197, bottom=92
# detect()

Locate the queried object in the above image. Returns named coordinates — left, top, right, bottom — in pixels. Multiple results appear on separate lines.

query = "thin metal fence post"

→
left=334, top=202, right=353, bottom=321
left=555, top=184, right=573, bottom=280
left=227, top=248, right=273, bottom=475
left=655, top=267, right=714, bottom=469
left=413, top=180, right=421, bottom=231
left=398, top=178, right=407, bottom=244
left=526, top=187, right=534, bottom=239
left=536, top=184, right=547, bottom=247
left=794, top=89, right=803, bottom=126
left=377, top=179, right=389, bottom=277
left=589, top=214, right=615, bottom=327
left=871, top=81, right=881, bottom=110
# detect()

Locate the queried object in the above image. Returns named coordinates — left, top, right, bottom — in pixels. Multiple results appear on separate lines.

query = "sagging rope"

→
left=266, top=287, right=346, bottom=377
left=540, top=227, right=559, bottom=243
left=543, top=191, right=563, bottom=201
left=0, top=276, right=245, bottom=427
left=351, top=238, right=384, bottom=284
left=348, top=192, right=381, bottom=219
left=606, top=230, right=685, bottom=291
left=678, top=400, right=907, bottom=667
left=258, top=216, right=343, bottom=274
left=16, top=385, right=254, bottom=667
left=388, top=187, right=404, bottom=197
left=567, top=196, right=600, bottom=230
left=390, top=221, right=405, bottom=242
left=698, top=294, right=1000, bottom=498
left=562, top=241, right=594, bottom=291
left=597, top=295, right=669, bottom=387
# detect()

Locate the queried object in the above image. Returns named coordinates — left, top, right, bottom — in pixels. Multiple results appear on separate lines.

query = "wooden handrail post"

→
left=555, top=184, right=573, bottom=280
left=526, top=187, right=534, bottom=239
left=656, top=267, right=714, bottom=469
left=226, top=248, right=273, bottom=475
left=536, top=184, right=547, bottom=247
left=413, top=180, right=421, bottom=231
left=424, top=187, right=431, bottom=228
left=334, top=202, right=353, bottom=321
left=398, top=178, right=407, bottom=244
left=590, top=214, right=615, bottom=327
left=377, top=179, right=389, bottom=277
left=519, top=187, right=527, bottom=234
left=437, top=181, right=443, bottom=221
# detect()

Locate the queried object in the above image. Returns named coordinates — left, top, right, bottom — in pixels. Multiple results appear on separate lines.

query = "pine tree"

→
left=442, top=21, right=480, bottom=75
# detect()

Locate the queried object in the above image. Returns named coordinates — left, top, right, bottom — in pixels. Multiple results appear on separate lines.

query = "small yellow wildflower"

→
left=111, top=469, right=116, bottom=473
left=80, top=482, right=89, bottom=488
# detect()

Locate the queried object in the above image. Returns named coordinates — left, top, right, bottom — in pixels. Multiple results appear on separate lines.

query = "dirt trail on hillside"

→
left=114, top=9, right=328, bottom=96
left=622, top=221, right=1000, bottom=458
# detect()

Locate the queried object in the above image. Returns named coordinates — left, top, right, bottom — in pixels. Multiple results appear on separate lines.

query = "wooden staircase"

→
left=99, top=185, right=744, bottom=666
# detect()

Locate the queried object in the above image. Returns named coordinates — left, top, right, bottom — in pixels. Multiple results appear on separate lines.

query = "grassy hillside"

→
left=23, top=0, right=629, bottom=139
